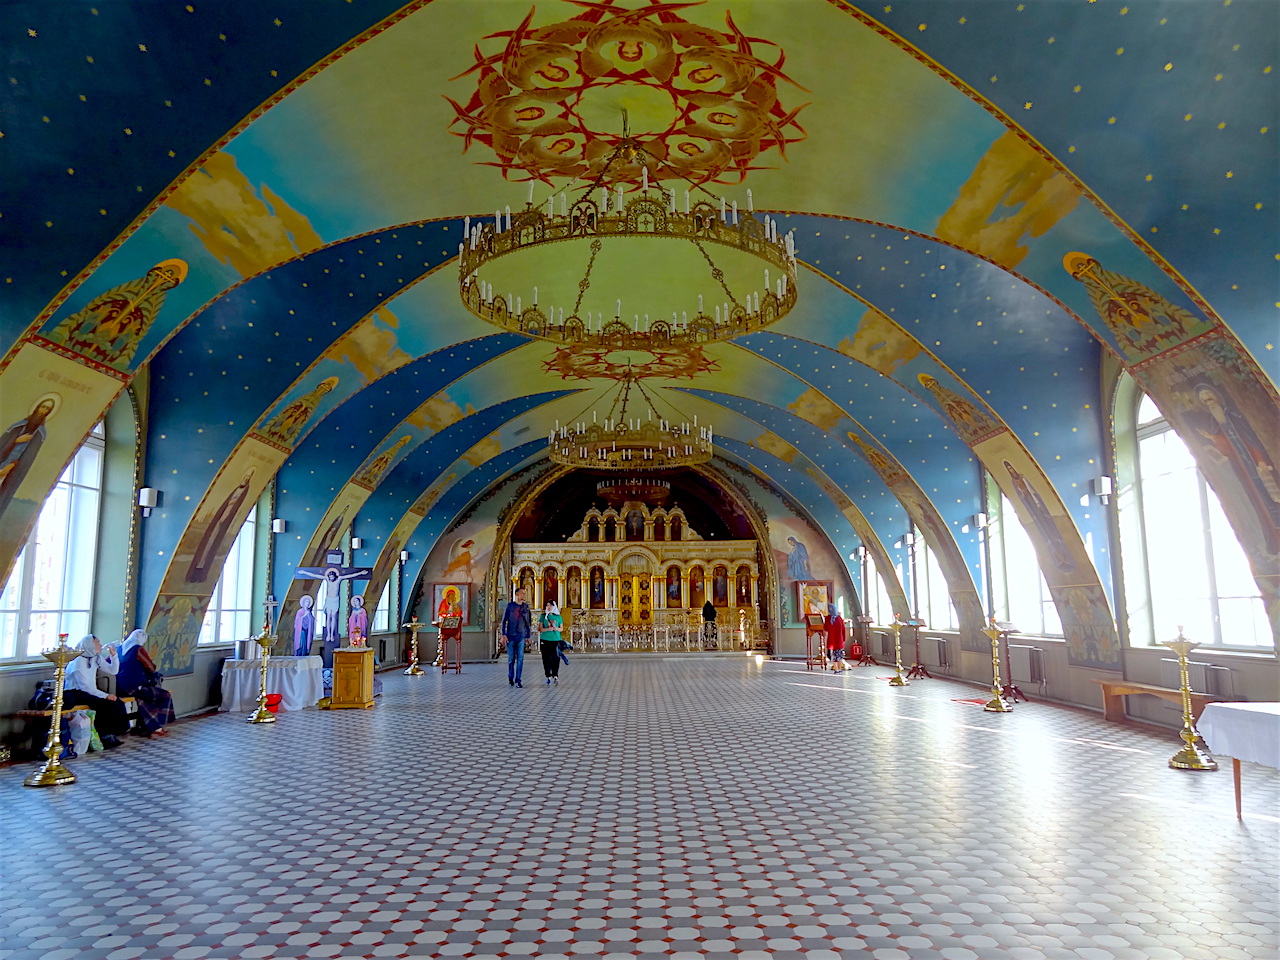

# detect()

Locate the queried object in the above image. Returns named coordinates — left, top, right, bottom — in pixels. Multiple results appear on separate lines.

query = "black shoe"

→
left=516, top=681, right=522, bottom=687
left=101, top=735, right=123, bottom=750
left=509, top=679, right=514, bottom=686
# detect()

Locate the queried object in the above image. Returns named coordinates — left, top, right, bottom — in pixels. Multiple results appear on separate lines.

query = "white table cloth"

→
left=1197, top=701, right=1280, bottom=768
left=219, top=655, right=324, bottom=712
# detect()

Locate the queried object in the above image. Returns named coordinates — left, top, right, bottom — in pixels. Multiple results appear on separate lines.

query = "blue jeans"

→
left=506, top=638, right=525, bottom=683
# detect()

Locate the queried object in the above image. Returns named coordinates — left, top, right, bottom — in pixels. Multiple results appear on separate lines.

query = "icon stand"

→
left=902, top=616, right=931, bottom=679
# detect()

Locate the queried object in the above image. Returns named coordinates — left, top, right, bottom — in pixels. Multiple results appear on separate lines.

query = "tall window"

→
left=987, top=477, right=1061, bottom=636
left=861, top=557, right=898, bottom=625
left=914, top=528, right=958, bottom=630
left=373, top=582, right=391, bottom=633
left=199, top=505, right=257, bottom=645
left=0, top=423, right=105, bottom=661
left=1122, top=391, right=1269, bottom=648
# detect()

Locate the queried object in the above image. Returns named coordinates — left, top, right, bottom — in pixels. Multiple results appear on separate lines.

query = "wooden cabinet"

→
left=330, top=647, right=375, bottom=709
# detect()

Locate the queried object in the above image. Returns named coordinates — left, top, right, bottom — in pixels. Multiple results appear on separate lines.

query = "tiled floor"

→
left=2, top=656, right=1276, bottom=960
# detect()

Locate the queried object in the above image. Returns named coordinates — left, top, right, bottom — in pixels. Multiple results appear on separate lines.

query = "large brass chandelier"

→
left=456, top=120, right=799, bottom=354
left=548, top=372, right=713, bottom=471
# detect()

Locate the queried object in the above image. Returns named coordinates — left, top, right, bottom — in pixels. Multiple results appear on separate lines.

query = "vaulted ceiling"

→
left=2, top=0, right=1275, bottom=621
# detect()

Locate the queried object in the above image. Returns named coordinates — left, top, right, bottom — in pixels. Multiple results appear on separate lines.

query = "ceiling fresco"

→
left=1, top=0, right=1275, bottom=655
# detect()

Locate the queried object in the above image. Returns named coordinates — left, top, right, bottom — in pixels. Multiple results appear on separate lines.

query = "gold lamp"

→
left=548, top=370, right=713, bottom=471
left=457, top=121, right=799, bottom=355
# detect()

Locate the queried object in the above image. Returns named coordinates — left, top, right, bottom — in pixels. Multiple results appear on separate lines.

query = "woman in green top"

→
left=538, top=600, right=564, bottom=685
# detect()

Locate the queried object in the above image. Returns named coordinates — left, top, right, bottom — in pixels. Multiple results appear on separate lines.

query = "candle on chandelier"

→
left=668, top=188, right=676, bottom=213
left=720, top=197, right=727, bottom=221
left=561, top=194, right=568, bottom=216
left=616, top=299, right=621, bottom=317
left=732, top=201, right=738, bottom=225
left=528, top=182, right=535, bottom=205
left=641, top=167, right=648, bottom=192
left=747, top=189, right=753, bottom=213
left=495, top=210, right=502, bottom=232
left=504, top=206, right=512, bottom=231
left=533, top=286, right=538, bottom=306
left=684, top=190, right=691, bottom=214
left=698, top=294, right=704, bottom=313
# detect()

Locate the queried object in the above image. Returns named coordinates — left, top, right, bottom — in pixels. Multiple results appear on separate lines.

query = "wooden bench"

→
left=1092, top=678, right=1220, bottom=723
left=7, top=700, right=136, bottom=759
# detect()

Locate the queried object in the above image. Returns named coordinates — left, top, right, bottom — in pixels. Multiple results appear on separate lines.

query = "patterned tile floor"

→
left=2, top=656, right=1277, bottom=960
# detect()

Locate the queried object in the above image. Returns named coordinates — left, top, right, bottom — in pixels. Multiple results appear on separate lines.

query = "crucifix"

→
left=262, top=594, right=281, bottom=637
left=294, top=549, right=372, bottom=666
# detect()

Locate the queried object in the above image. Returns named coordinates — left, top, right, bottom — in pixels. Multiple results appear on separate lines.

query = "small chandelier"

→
left=457, top=119, right=799, bottom=353
left=548, top=373, right=713, bottom=471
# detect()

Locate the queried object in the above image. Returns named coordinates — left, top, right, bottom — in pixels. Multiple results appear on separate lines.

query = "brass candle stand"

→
left=983, top=623, right=1013, bottom=713
left=888, top=621, right=908, bottom=687
left=1162, top=629, right=1216, bottom=771
left=246, top=625, right=277, bottom=724
left=24, top=633, right=78, bottom=788
left=402, top=617, right=426, bottom=676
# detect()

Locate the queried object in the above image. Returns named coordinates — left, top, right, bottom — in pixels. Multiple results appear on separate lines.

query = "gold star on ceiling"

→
left=27, top=28, right=36, bottom=37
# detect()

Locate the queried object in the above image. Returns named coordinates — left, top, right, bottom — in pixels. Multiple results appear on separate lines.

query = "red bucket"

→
left=264, top=693, right=283, bottom=713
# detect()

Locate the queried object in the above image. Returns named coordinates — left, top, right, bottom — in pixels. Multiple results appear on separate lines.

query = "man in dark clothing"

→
left=500, top=586, right=532, bottom=687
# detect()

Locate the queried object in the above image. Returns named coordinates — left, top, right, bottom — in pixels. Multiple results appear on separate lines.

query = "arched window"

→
left=653, top=516, right=666, bottom=541
left=1117, top=384, right=1270, bottom=648
left=914, top=526, right=958, bottom=630
left=0, top=422, right=104, bottom=660
left=199, top=505, right=257, bottom=645
left=587, top=518, right=599, bottom=542
left=373, top=584, right=391, bottom=633
left=987, top=483, right=1061, bottom=637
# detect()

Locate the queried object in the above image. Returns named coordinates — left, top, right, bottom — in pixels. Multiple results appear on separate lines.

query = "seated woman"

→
left=117, top=629, right=176, bottom=737
left=63, top=635, right=130, bottom=749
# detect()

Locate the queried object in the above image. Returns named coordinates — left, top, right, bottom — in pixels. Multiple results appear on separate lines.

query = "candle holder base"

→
left=24, top=757, right=76, bottom=788
left=983, top=694, right=1013, bottom=713
left=247, top=706, right=277, bottom=724
left=403, top=664, right=425, bottom=676
left=888, top=675, right=908, bottom=687
left=1169, top=739, right=1217, bottom=771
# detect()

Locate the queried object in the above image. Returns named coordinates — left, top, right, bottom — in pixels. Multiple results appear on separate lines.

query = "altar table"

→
left=219, top=655, right=324, bottom=713
left=1196, top=701, right=1280, bottom=819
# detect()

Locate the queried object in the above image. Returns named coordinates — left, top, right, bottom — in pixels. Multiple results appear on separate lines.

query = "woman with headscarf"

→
left=538, top=600, right=564, bottom=685
left=116, top=629, right=176, bottom=737
left=63, top=635, right=129, bottom=749
left=825, top=603, right=846, bottom=667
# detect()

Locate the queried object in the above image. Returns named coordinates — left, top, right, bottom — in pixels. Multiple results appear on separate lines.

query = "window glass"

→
left=199, top=505, right=257, bottom=645
left=373, top=584, right=391, bottom=633
left=0, top=426, right=103, bottom=661
left=989, top=484, right=1061, bottom=636
left=1132, top=396, right=1269, bottom=648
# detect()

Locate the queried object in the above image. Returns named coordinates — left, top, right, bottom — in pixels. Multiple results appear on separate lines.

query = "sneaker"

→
left=546, top=678, right=551, bottom=685
left=553, top=677, right=559, bottom=685
left=516, top=681, right=522, bottom=687
left=508, top=679, right=514, bottom=686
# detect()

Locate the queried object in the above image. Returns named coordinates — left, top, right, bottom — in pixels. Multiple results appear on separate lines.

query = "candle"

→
left=684, top=190, right=690, bottom=214
left=616, top=299, right=621, bottom=317
left=732, top=201, right=738, bottom=225
left=747, top=189, right=753, bottom=212
left=533, top=286, right=538, bottom=305
left=528, top=182, right=535, bottom=204
left=642, top=166, right=648, bottom=192
left=669, top=188, right=676, bottom=213
left=504, top=206, right=511, bottom=231
left=698, top=294, right=704, bottom=313
left=561, top=193, right=568, bottom=216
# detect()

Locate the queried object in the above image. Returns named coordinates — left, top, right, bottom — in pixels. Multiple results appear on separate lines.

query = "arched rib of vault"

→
left=852, top=3, right=1277, bottom=366
left=139, top=335, right=525, bottom=609
left=711, top=437, right=910, bottom=622
left=686, top=388, right=985, bottom=640
left=270, top=339, right=546, bottom=585
left=732, top=327, right=1120, bottom=664
left=754, top=216, right=1109, bottom=557
left=712, top=338, right=984, bottom=573
left=274, top=392, right=574, bottom=639
left=0, top=1, right=417, bottom=346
